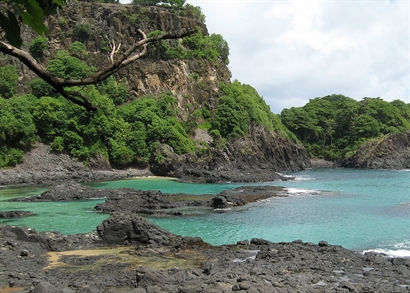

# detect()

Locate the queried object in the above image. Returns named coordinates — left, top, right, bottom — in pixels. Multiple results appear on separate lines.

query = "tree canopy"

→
left=281, top=95, right=410, bottom=160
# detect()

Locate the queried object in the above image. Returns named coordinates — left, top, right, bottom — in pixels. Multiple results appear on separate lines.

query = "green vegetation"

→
left=0, top=95, right=37, bottom=167
left=73, top=23, right=92, bottom=43
left=0, top=65, right=18, bottom=99
left=281, top=95, right=410, bottom=160
left=47, top=51, right=95, bottom=79
left=29, top=36, right=48, bottom=61
left=69, top=41, right=87, bottom=59
left=210, top=81, right=296, bottom=141
left=161, top=29, right=229, bottom=65
left=0, top=50, right=195, bottom=167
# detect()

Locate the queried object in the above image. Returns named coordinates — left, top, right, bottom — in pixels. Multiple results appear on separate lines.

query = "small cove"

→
left=0, top=168, right=409, bottom=256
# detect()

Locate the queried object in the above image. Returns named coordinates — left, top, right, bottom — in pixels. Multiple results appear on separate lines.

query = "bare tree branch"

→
left=0, top=28, right=196, bottom=111
left=108, top=39, right=121, bottom=64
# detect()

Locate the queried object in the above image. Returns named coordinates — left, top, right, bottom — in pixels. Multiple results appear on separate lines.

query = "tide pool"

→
left=0, top=186, right=107, bottom=234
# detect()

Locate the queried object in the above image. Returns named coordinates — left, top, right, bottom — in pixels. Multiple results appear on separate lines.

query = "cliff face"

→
left=3, top=1, right=310, bottom=180
left=342, top=131, right=410, bottom=169
left=11, top=2, right=229, bottom=116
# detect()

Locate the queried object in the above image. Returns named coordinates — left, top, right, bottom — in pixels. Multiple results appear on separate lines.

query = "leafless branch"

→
left=108, top=39, right=121, bottom=64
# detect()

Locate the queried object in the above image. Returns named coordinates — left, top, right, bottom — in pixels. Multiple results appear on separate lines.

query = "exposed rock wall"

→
left=343, top=131, right=410, bottom=169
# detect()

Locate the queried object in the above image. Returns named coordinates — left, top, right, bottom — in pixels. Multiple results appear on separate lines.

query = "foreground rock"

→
left=1, top=215, right=409, bottom=293
left=343, top=131, right=410, bottom=169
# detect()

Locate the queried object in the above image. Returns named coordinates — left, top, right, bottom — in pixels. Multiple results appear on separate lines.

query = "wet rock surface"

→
left=12, top=182, right=288, bottom=216
left=1, top=221, right=409, bottom=293
left=0, top=211, right=36, bottom=218
left=212, top=186, right=286, bottom=209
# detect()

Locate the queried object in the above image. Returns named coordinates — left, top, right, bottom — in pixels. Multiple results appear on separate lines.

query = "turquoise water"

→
left=0, top=186, right=107, bottom=234
left=91, top=177, right=242, bottom=194
left=1, top=169, right=409, bottom=256
left=148, top=169, right=410, bottom=255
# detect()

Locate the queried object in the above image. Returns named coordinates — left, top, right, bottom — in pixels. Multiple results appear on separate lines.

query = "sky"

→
left=186, top=0, right=410, bottom=113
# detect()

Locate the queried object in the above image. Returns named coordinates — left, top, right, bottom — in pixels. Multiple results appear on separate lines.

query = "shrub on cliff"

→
left=0, top=65, right=18, bottom=99
left=0, top=95, right=37, bottom=167
left=29, top=36, right=48, bottom=61
left=210, top=81, right=297, bottom=141
left=161, top=29, right=230, bottom=65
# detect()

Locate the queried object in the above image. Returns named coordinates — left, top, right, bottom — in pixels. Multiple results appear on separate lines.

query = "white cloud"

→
left=188, top=0, right=410, bottom=113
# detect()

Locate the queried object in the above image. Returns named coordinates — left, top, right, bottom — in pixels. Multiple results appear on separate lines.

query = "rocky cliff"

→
left=1, top=1, right=310, bottom=182
left=343, top=131, right=410, bottom=169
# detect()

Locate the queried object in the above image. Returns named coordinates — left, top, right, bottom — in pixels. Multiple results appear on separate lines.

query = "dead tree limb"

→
left=0, top=28, right=196, bottom=111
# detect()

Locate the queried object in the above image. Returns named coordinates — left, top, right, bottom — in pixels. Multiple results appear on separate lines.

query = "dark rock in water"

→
left=95, top=189, right=179, bottom=215
left=211, top=196, right=228, bottom=209
left=11, top=181, right=136, bottom=202
left=212, top=185, right=286, bottom=208
left=0, top=211, right=36, bottom=218
left=96, top=213, right=178, bottom=246
left=97, top=184, right=288, bottom=215
left=343, top=130, right=410, bottom=169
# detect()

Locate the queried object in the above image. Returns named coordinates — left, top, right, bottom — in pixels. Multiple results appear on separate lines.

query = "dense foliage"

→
left=0, top=55, right=193, bottom=167
left=160, top=29, right=229, bottom=65
left=281, top=95, right=410, bottom=160
left=29, top=36, right=48, bottom=61
left=0, top=64, right=18, bottom=99
left=210, top=81, right=296, bottom=140
left=0, top=95, right=37, bottom=166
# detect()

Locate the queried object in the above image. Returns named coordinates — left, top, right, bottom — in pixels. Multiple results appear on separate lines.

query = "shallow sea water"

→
left=1, top=169, right=409, bottom=256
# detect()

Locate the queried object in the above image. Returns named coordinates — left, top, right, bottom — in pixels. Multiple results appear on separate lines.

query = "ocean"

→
left=1, top=168, right=409, bottom=257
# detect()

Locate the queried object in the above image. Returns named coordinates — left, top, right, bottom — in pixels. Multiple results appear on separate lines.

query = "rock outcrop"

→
left=343, top=131, right=410, bottom=169
left=0, top=143, right=152, bottom=186
left=96, top=213, right=177, bottom=246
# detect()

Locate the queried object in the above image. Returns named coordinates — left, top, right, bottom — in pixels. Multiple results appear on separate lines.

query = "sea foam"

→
left=285, top=188, right=320, bottom=196
left=362, top=248, right=410, bottom=258
left=363, top=241, right=410, bottom=258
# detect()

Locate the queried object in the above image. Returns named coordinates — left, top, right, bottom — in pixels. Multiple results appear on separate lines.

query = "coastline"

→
left=1, top=157, right=410, bottom=291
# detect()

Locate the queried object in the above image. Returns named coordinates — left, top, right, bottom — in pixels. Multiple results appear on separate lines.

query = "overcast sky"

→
left=186, top=0, right=410, bottom=113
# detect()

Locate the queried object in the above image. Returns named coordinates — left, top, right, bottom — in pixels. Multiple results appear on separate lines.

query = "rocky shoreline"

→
left=0, top=143, right=298, bottom=186
left=1, top=182, right=410, bottom=292
left=1, top=215, right=409, bottom=293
